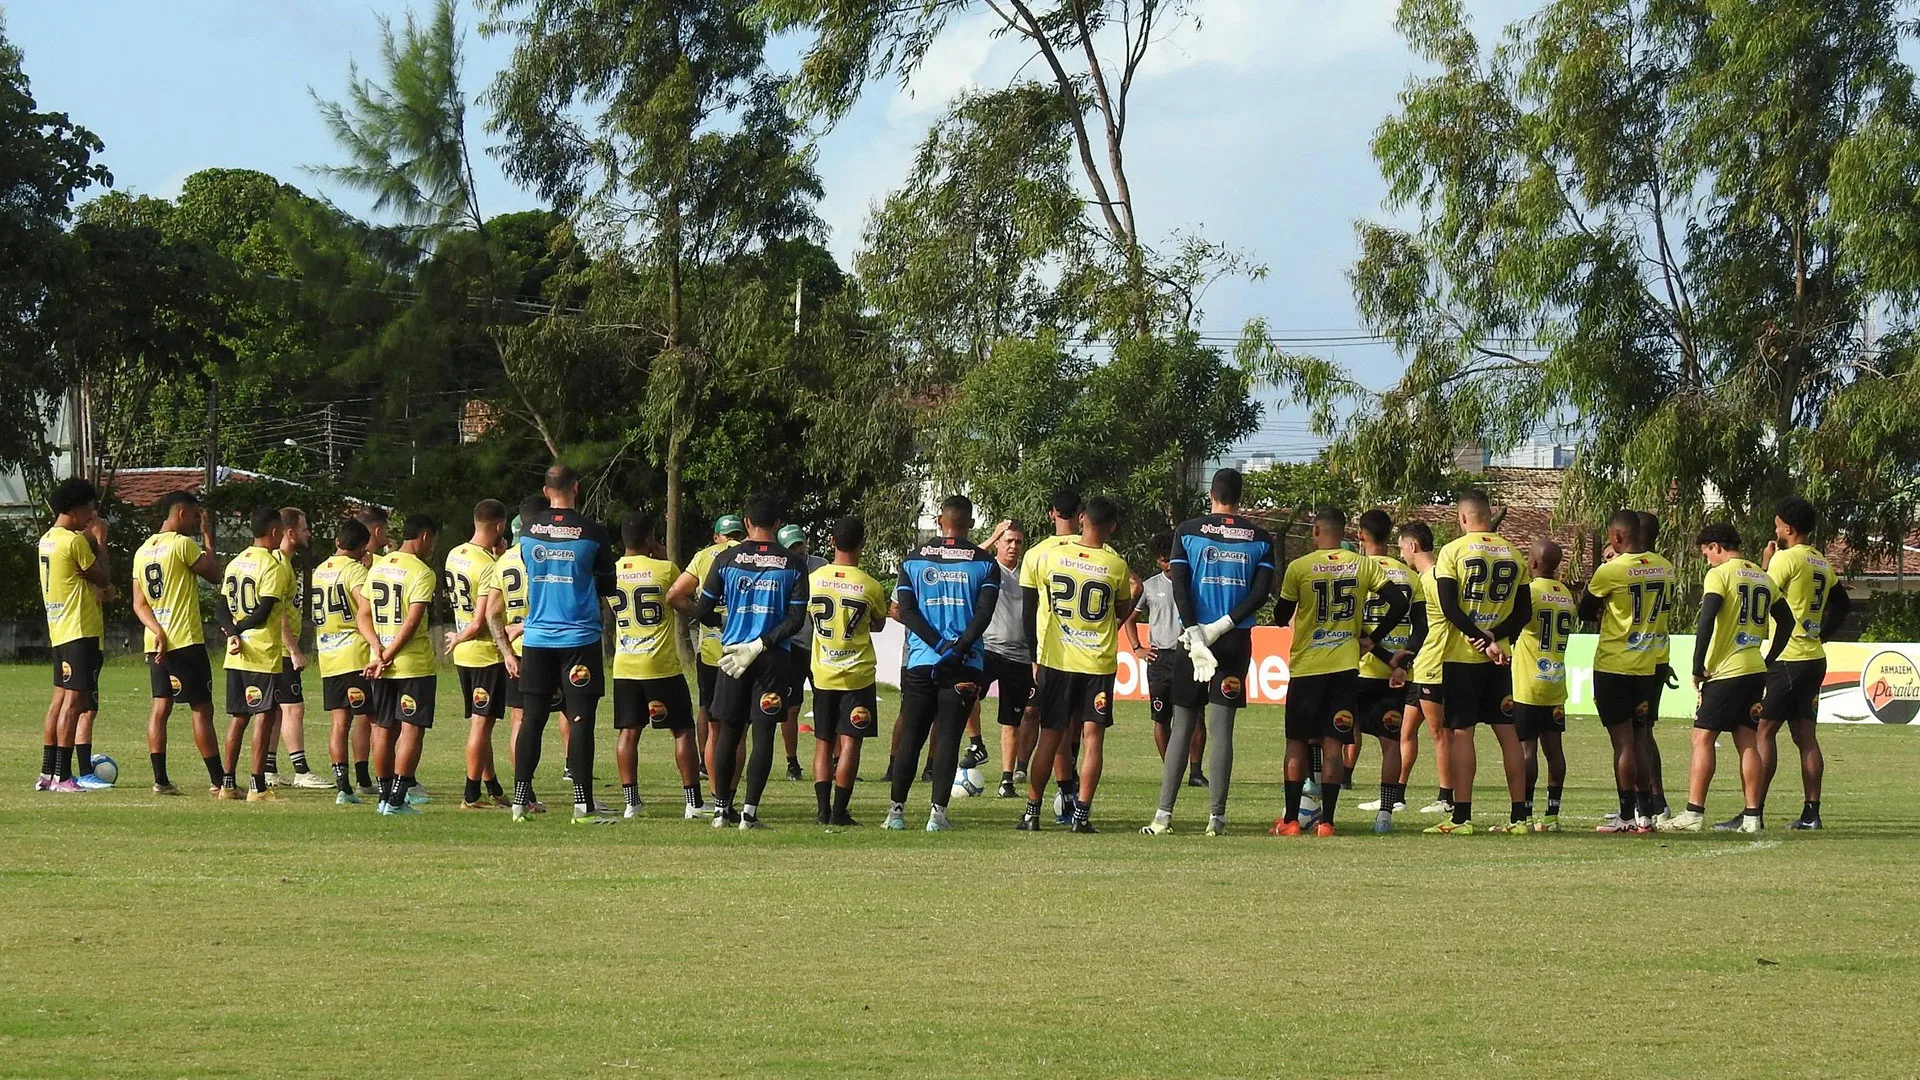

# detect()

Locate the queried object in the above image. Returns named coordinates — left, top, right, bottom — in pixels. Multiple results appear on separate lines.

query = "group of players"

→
left=30, top=463, right=1849, bottom=835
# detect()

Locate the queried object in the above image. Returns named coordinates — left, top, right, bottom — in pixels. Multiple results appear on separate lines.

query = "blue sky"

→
left=5, top=0, right=1537, bottom=459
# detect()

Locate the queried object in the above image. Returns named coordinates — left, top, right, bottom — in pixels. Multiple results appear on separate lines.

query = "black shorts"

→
left=1032, top=666, right=1115, bottom=731
left=1441, top=661, right=1513, bottom=730
left=52, top=637, right=102, bottom=694
left=1761, top=659, right=1826, bottom=724
left=373, top=676, right=436, bottom=730
left=1594, top=670, right=1660, bottom=728
left=1696, top=673, right=1767, bottom=733
left=519, top=643, right=605, bottom=706
left=1413, top=681, right=1442, bottom=705
left=458, top=663, right=509, bottom=720
left=1287, top=669, right=1358, bottom=742
left=1356, top=677, right=1404, bottom=739
left=1146, top=649, right=1176, bottom=726
left=1171, top=628, right=1253, bottom=709
left=980, top=651, right=1033, bottom=727
left=323, top=672, right=374, bottom=715
left=225, top=668, right=277, bottom=716
left=148, top=643, right=212, bottom=704
left=696, top=660, right=719, bottom=709
left=812, top=685, right=880, bottom=740
left=275, top=657, right=305, bottom=705
left=613, top=675, right=694, bottom=732
left=783, top=652, right=809, bottom=707
left=1512, top=701, right=1567, bottom=741
left=899, top=663, right=987, bottom=728
left=711, top=649, right=794, bottom=726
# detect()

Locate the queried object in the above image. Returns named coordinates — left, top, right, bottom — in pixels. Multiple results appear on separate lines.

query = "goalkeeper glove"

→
left=1197, top=615, right=1235, bottom=646
left=718, top=638, right=766, bottom=678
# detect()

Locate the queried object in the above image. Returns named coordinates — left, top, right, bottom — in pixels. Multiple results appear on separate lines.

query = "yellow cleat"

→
left=1486, top=820, right=1531, bottom=834
left=245, top=788, right=284, bottom=803
left=1422, top=820, right=1474, bottom=835
left=1533, top=815, right=1561, bottom=833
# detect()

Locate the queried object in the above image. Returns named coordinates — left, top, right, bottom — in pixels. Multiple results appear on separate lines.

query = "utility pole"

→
left=203, top=377, right=219, bottom=494
left=793, top=277, right=804, bottom=337
left=325, top=403, right=338, bottom=477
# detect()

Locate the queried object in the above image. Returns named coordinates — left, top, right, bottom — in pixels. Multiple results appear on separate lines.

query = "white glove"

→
left=718, top=639, right=766, bottom=678
left=1182, top=627, right=1219, bottom=683
left=1198, top=615, right=1235, bottom=646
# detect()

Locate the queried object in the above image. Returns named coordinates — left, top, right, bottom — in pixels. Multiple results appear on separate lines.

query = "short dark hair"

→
left=1607, top=509, right=1643, bottom=546
left=1084, top=496, right=1118, bottom=530
left=831, top=515, right=865, bottom=553
left=620, top=510, right=655, bottom=552
left=249, top=505, right=281, bottom=539
left=336, top=518, right=370, bottom=552
left=157, top=490, right=199, bottom=518
left=355, top=506, right=389, bottom=526
left=279, top=506, right=306, bottom=530
left=744, top=492, right=782, bottom=529
left=544, top=463, right=578, bottom=491
left=1458, top=488, right=1492, bottom=520
left=1638, top=511, right=1660, bottom=546
left=402, top=513, right=438, bottom=541
left=1210, top=468, right=1243, bottom=506
left=1356, top=508, right=1393, bottom=545
left=49, top=477, right=97, bottom=516
left=1001, top=518, right=1025, bottom=537
left=474, top=498, right=507, bottom=524
left=1776, top=495, right=1817, bottom=538
left=1313, top=506, right=1348, bottom=533
left=941, top=494, right=974, bottom=520
left=1148, top=531, right=1173, bottom=560
left=518, top=495, right=549, bottom=525
left=1049, top=489, right=1083, bottom=520
left=1398, top=520, right=1434, bottom=552
left=1696, top=522, right=1742, bottom=550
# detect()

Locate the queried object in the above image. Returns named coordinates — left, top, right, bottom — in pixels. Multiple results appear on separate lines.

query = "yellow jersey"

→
left=1409, top=566, right=1444, bottom=684
left=274, top=550, right=303, bottom=651
left=1431, top=532, right=1530, bottom=665
left=309, top=554, right=371, bottom=678
left=365, top=551, right=437, bottom=679
left=612, top=554, right=683, bottom=680
left=1700, top=558, right=1774, bottom=680
left=1033, top=541, right=1132, bottom=674
left=1585, top=551, right=1675, bottom=675
left=1279, top=547, right=1383, bottom=677
left=39, top=526, right=101, bottom=646
left=808, top=562, right=888, bottom=691
left=487, top=547, right=529, bottom=657
left=685, top=539, right=736, bottom=665
left=1767, top=544, right=1838, bottom=663
left=222, top=544, right=293, bottom=673
left=134, top=530, right=204, bottom=652
left=443, top=542, right=501, bottom=668
left=1359, top=554, right=1419, bottom=681
left=1513, top=578, right=1576, bottom=706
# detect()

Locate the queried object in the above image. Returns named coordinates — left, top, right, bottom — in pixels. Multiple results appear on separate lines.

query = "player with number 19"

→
left=1510, top=539, right=1575, bottom=832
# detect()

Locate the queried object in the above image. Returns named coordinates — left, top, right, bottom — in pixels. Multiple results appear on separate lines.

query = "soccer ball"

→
left=951, top=767, right=987, bottom=799
left=1297, top=792, right=1321, bottom=827
left=89, top=754, right=118, bottom=785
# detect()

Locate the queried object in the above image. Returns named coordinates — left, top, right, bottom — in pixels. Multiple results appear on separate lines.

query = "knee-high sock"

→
left=512, top=699, right=550, bottom=802
left=890, top=711, right=933, bottom=806
left=1207, top=704, right=1237, bottom=819
left=567, top=701, right=596, bottom=806
left=1157, top=706, right=1201, bottom=813
left=743, top=714, right=779, bottom=807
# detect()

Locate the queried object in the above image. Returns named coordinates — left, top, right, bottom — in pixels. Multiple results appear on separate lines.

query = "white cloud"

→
left=1137, top=0, right=1399, bottom=78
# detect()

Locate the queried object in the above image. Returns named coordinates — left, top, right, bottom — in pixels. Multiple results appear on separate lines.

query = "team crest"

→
left=472, top=687, right=491, bottom=711
left=400, top=694, right=418, bottom=717
left=955, top=681, right=979, bottom=703
left=347, top=686, right=368, bottom=709
left=169, top=675, right=182, bottom=694
left=758, top=692, right=784, bottom=713
left=568, top=664, right=591, bottom=687
left=1552, top=706, right=1566, bottom=723
left=245, top=685, right=264, bottom=708
left=1151, top=696, right=1164, bottom=713
left=1221, top=676, right=1243, bottom=698
left=648, top=699, right=668, bottom=721
left=1382, top=709, right=1401, bottom=733
left=1500, top=695, right=1515, bottom=717
left=1633, top=701, right=1650, bottom=719
left=850, top=706, right=872, bottom=729
left=1093, top=691, right=1109, bottom=713
left=1749, top=701, right=1765, bottom=719
left=60, top=661, right=71, bottom=681
left=1333, top=709, right=1355, bottom=732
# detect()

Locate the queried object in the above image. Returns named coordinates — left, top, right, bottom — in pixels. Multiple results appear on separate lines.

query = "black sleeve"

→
left=1823, top=583, right=1851, bottom=642
left=592, top=525, right=618, bottom=598
left=1390, top=601, right=1430, bottom=666
left=761, top=568, right=810, bottom=646
left=894, top=586, right=945, bottom=650
left=1168, top=552, right=1199, bottom=629
left=1692, top=592, right=1724, bottom=679
left=213, top=593, right=239, bottom=635
left=1227, top=565, right=1275, bottom=627
left=1271, top=596, right=1297, bottom=627
left=1023, top=586, right=1040, bottom=655
left=1765, top=598, right=1795, bottom=665
left=1435, top=577, right=1489, bottom=643
left=1577, top=588, right=1603, bottom=623
left=1489, top=583, right=1533, bottom=642
left=950, top=570, right=1000, bottom=656
left=1365, top=582, right=1411, bottom=644
left=692, top=557, right=726, bottom=629
left=228, top=595, right=279, bottom=634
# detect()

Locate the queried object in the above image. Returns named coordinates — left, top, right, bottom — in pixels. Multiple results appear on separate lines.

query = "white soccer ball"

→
left=1298, top=793, right=1321, bottom=826
left=89, top=754, right=118, bottom=785
left=951, top=766, right=987, bottom=799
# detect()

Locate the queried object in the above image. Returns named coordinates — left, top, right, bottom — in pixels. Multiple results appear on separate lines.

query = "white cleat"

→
left=1737, top=814, right=1764, bottom=834
left=684, top=801, right=710, bottom=820
left=623, top=802, right=643, bottom=819
left=290, top=771, right=333, bottom=790
left=1140, top=812, right=1173, bottom=836
left=263, top=772, right=280, bottom=789
left=925, top=805, right=952, bottom=832
left=1417, top=799, right=1453, bottom=815
left=738, top=813, right=764, bottom=830
left=1204, top=815, right=1226, bottom=837
left=1656, top=810, right=1704, bottom=832
left=1358, top=798, right=1408, bottom=813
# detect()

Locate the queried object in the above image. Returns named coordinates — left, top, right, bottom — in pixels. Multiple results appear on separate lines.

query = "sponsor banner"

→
left=868, top=624, right=1919, bottom=724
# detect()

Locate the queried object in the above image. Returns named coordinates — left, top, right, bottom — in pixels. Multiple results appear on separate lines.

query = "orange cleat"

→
left=1312, top=821, right=1336, bottom=837
left=1269, top=818, right=1302, bottom=837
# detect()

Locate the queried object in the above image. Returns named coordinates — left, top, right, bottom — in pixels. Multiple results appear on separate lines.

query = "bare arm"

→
left=132, top=587, right=167, bottom=657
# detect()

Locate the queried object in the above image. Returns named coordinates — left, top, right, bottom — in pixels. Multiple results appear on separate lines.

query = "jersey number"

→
left=223, top=574, right=261, bottom=618
left=443, top=570, right=477, bottom=622
left=1462, top=558, right=1520, bottom=603
left=1534, top=608, right=1577, bottom=654
left=307, top=584, right=352, bottom=626
left=143, top=562, right=166, bottom=601
left=608, top=584, right=666, bottom=627
left=1049, top=574, right=1113, bottom=622
left=1734, top=583, right=1775, bottom=627
left=809, top=594, right=871, bottom=640
left=367, top=580, right=406, bottom=625
left=1626, top=581, right=1668, bottom=626
left=497, top=565, right=526, bottom=613
left=1312, top=577, right=1358, bottom=621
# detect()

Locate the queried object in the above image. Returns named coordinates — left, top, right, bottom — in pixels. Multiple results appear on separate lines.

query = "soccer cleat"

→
left=1269, top=819, right=1302, bottom=837
left=1417, top=799, right=1453, bottom=815
left=926, top=806, right=952, bottom=832
left=246, top=788, right=284, bottom=803
left=1015, top=811, right=1041, bottom=832
left=626, top=796, right=645, bottom=816
left=920, top=764, right=935, bottom=783
left=1710, top=813, right=1745, bottom=831
left=290, top=772, right=333, bottom=790
left=33, top=775, right=52, bottom=792
left=1786, top=816, right=1823, bottom=831
left=336, top=790, right=363, bottom=805
left=997, top=780, right=1019, bottom=799
left=1312, top=821, right=1336, bottom=838
left=571, top=810, right=618, bottom=825
left=75, top=773, right=113, bottom=790
left=1011, top=768, right=1027, bottom=786
left=382, top=802, right=423, bottom=816
left=489, top=793, right=512, bottom=808
left=1422, top=820, right=1474, bottom=835
left=461, top=799, right=497, bottom=811
left=529, top=800, right=549, bottom=815
left=960, top=743, right=989, bottom=771
left=1373, top=811, right=1394, bottom=834
left=1656, top=810, right=1705, bottom=832
left=711, top=808, right=731, bottom=829
left=1188, top=771, right=1209, bottom=788
left=684, top=801, right=710, bottom=820
left=786, top=760, right=804, bottom=782
left=1359, top=799, right=1410, bottom=813
left=404, top=787, right=431, bottom=806
left=737, top=813, right=764, bottom=830
left=49, top=778, right=88, bottom=793
left=263, top=772, right=280, bottom=788
left=829, top=811, right=861, bottom=827
left=1736, top=814, right=1764, bottom=834
left=879, top=765, right=894, bottom=784
left=1068, top=819, right=1099, bottom=834
left=1594, top=818, right=1639, bottom=833
left=1534, top=815, right=1561, bottom=833
left=883, top=809, right=907, bottom=831
left=152, top=783, right=182, bottom=796
left=1054, top=794, right=1077, bottom=826
left=215, top=786, right=244, bottom=801
left=1141, top=813, right=1173, bottom=836
left=511, top=803, right=532, bottom=822
left=356, top=782, right=380, bottom=798
left=1628, top=816, right=1655, bottom=835
left=1204, top=816, right=1226, bottom=837
left=1486, top=820, right=1531, bottom=834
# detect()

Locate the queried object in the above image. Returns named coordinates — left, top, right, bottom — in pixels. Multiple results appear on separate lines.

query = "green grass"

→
left=4, top=658, right=1920, bottom=1079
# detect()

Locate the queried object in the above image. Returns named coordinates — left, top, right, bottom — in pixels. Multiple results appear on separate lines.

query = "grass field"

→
left=4, top=658, right=1920, bottom=1079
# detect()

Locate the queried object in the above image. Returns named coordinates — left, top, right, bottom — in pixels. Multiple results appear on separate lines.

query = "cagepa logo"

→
left=529, top=544, right=576, bottom=564
left=919, top=566, right=973, bottom=586
left=568, top=664, right=591, bottom=687
left=1201, top=547, right=1249, bottom=567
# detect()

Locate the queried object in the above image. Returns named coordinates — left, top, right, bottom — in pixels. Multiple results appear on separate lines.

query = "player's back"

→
left=135, top=530, right=204, bottom=651
left=39, top=525, right=101, bottom=645
left=518, top=507, right=613, bottom=647
left=1360, top=554, right=1418, bottom=680
left=444, top=542, right=501, bottom=667
left=1514, top=577, right=1576, bottom=705
left=1587, top=550, right=1675, bottom=674
left=1702, top=558, right=1774, bottom=679
left=491, top=546, right=529, bottom=655
left=368, top=551, right=436, bottom=677
left=1768, top=544, right=1837, bottom=662
left=612, top=554, right=681, bottom=679
left=1434, top=532, right=1529, bottom=664
left=898, top=536, right=998, bottom=669
left=1280, top=547, right=1380, bottom=675
left=310, top=554, right=370, bottom=677
left=809, top=562, right=887, bottom=689
left=1410, top=565, right=1445, bottom=685
left=705, top=540, right=808, bottom=648
left=686, top=538, right=736, bottom=666
left=1171, top=514, right=1275, bottom=627
left=223, top=546, right=288, bottom=671
left=1033, top=541, right=1131, bottom=674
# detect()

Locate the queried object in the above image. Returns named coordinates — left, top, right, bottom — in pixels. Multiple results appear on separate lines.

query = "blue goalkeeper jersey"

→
left=517, top=507, right=616, bottom=649
left=1170, top=514, right=1275, bottom=629
left=701, top=540, right=809, bottom=650
left=896, top=536, right=999, bottom=670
